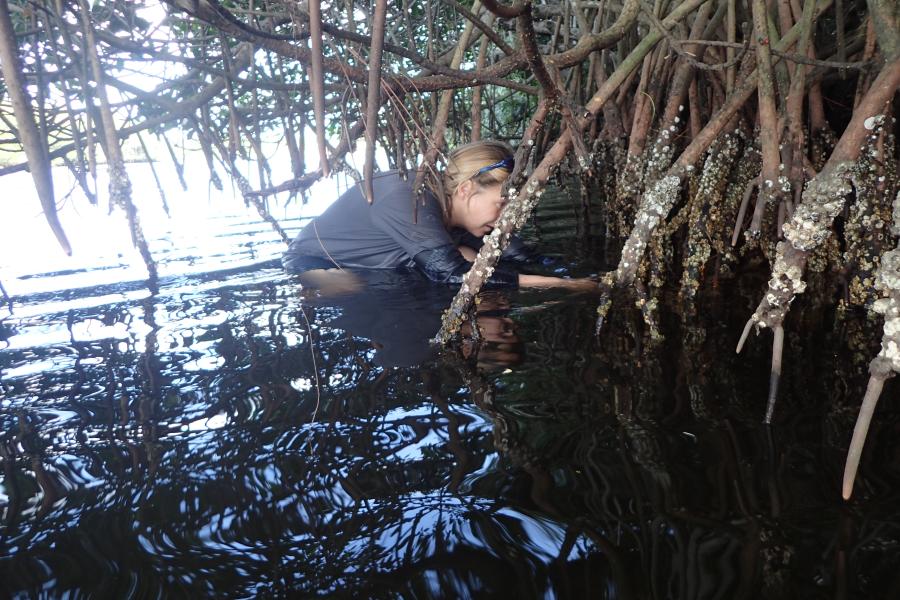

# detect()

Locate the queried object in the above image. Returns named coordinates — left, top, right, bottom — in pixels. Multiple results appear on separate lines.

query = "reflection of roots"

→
left=620, top=418, right=672, bottom=489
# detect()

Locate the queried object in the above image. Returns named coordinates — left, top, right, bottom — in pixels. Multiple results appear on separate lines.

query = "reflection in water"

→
left=2, top=196, right=900, bottom=597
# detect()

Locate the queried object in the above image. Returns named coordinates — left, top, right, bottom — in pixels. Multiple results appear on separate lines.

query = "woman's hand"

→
left=518, top=274, right=598, bottom=291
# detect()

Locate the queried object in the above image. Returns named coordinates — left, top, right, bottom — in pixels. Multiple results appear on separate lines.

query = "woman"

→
left=282, top=140, right=592, bottom=289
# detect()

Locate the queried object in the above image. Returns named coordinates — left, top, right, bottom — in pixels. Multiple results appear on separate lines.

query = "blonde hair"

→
left=424, top=140, right=514, bottom=222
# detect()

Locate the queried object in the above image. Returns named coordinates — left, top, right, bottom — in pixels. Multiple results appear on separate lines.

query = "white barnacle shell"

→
left=884, top=317, right=900, bottom=337
left=882, top=340, right=900, bottom=369
left=864, top=115, right=884, bottom=130
left=873, top=298, right=892, bottom=314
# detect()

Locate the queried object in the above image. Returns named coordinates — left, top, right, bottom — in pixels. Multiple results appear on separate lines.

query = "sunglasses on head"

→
left=475, top=156, right=515, bottom=176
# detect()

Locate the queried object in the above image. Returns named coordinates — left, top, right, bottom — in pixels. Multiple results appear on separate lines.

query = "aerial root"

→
left=731, top=177, right=758, bottom=246
left=842, top=374, right=886, bottom=500
left=735, top=318, right=754, bottom=354
left=308, top=0, right=330, bottom=177
left=362, top=0, right=388, bottom=204
left=764, top=325, right=785, bottom=424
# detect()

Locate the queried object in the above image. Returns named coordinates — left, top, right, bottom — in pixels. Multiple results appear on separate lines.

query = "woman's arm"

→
left=458, top=245, right=596, bottom=291
left=519, top=274, right=598, bottom=291
left=414, top=244, right=519, bottom=287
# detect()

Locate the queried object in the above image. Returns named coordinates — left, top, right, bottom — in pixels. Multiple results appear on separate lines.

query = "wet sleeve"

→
left=412, top=244, right=519, bottom=288
left=454, top=229, right=542, bottom=264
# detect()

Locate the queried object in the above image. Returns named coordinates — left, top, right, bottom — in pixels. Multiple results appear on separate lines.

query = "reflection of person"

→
left=303, top=272, right=523, bottom=369
left=283, top=140, right=593, bottom=290
left=461, top=293, right=524, bottom=370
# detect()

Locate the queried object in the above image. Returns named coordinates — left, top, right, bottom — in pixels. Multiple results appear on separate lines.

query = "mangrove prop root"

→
left=843, top=125, right=897, bottom=309
left=842, top=374, right=887, bottom=500
left=680, top=132, right=744, bottom=312
left=749, top=0, right=785, bottom=237
left=610, top=0, right=844, bottom=290
left=743, top=59, right=900, bottom=334
left=732, top=177, right=760, bottom=247
left=634, top=279, right=661, bottom=342
left=842, top=191, right=900, bottom=500
left=79, top=0, right=158, bottom=289
left=0, top=0, right=71, bottom=255
left=308, top=0, right=330, bottom=177
left=764, top=325, right=785, bottom=424
left=740, top=59, right=900, bottom=424
left=362, top=0, right=388, bottom=204
left=412, top=0, right=483, bottom=203
left=234, top=172, right=290, bottom=244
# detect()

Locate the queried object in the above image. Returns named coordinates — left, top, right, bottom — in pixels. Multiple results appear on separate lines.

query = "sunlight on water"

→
left=0, top=137, right=389, bottom=298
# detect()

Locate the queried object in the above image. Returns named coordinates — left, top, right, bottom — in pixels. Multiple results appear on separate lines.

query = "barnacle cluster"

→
left=679, top=131, right=744, bottom=311
left=643, top=125, right=678, bottom=185
left=612, top=153, right=646, bottom=241
left=107, top=159, right=158, bottom=283
left=843, top=118, right=897, bottom=309
left=108, top=160, right=133, bottom=212
left=872, top=244, right=900, bottom=372
left=782, top=165, right=853, bottom=252
left=594, top=138, right=628, bottom=240
left=810, top=125, right=838, bottom=172
left=721, top=136, right=760, bottom=257
left=616, top=174, right=682, bottom=286
left=750, top=242, right=809, bottom=328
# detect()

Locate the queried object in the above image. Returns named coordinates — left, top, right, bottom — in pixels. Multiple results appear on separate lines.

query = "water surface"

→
left=1, top=180, right=899, bottom=598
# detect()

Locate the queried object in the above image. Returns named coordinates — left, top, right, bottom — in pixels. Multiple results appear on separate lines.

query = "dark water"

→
left=2, top=189, right=899, bottom=599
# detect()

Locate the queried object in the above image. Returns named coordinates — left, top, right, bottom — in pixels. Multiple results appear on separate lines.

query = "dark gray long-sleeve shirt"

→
left=283, top=171, right=534, bottom=287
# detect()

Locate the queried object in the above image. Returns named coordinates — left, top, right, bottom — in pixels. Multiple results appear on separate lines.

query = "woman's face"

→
left=452, top=181, right=508, bottom=236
